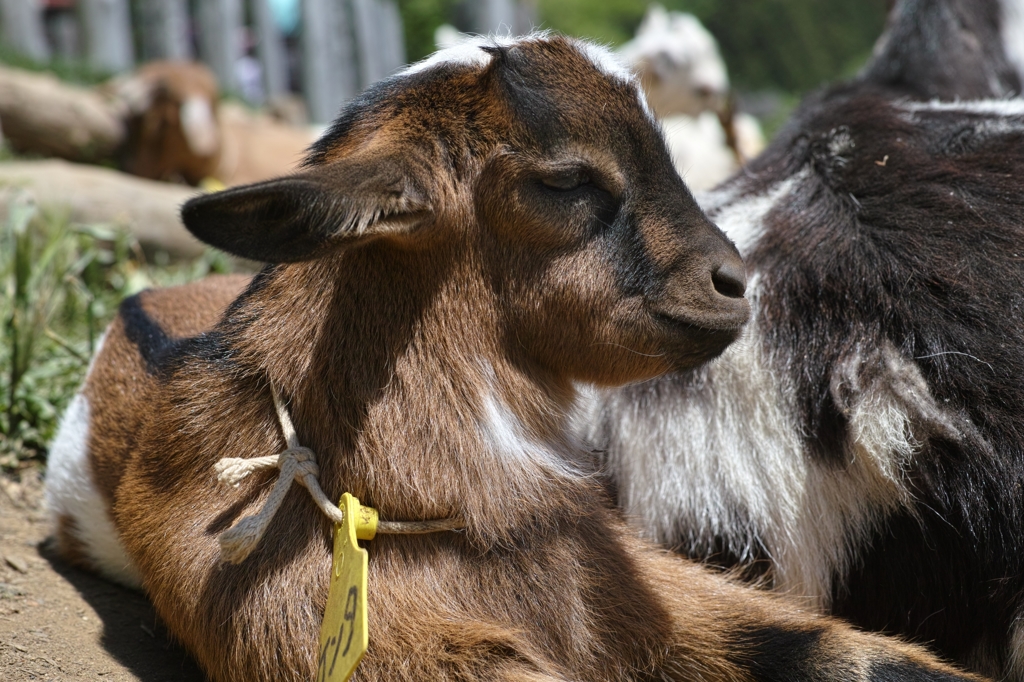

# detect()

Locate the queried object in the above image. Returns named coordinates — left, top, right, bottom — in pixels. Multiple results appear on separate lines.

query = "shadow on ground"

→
left=38, top=538, right=207, bottom=682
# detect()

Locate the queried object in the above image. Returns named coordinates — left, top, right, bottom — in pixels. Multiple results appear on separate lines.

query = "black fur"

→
left=181, top=178, right=348, bottom=263
left=729, top=626, right=832, bottom=682
left=867, top=660, right=976, bottom=682
left=120, top=294, right=180, bottom=375
left=592, top=0, right=1024, bottom=675
left=120, top=275, right=270, bottom=379
left=731, top=0, right=1024, bottom=668
left=862, top=0, right=1022, bottom=99
left=752, top=86, right=1024, bottom=670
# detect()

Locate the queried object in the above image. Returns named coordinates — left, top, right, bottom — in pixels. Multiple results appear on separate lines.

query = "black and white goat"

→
left=582, top=0, right=1024, bottom=677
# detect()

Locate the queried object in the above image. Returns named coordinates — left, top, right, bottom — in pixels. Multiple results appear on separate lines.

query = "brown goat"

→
left=45, top=35, right=981, bottom=682
left=111, top=61, right=313, bottom=187
left=111, top=60, right=222, bottom=185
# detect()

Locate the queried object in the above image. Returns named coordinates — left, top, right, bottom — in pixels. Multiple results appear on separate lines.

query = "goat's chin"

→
left=658, top=325, right=741, bottom=371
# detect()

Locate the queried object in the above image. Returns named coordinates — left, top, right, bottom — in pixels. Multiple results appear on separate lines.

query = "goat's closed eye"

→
left=540, top=170, right=591, bottom=192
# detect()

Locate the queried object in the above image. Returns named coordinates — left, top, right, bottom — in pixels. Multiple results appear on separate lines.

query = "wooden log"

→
left=138, top=0, right=193, bottom=61
left=78, top=0, right=135, bottom=73
left=0, top=65, right=124, bottom=162
left=0, top=0, right=49, bottom=62
left=0, top=159, right=205, bottom=258
left=215, top=101, right=316, bottom=186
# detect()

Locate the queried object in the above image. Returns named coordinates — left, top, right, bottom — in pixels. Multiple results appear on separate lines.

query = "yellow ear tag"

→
left=317, top=493, right=378, bottom=682
left=199, top=176, right=226, bottom=192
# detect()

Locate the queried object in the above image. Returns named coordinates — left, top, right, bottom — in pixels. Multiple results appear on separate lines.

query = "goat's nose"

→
left=711, top=259, right=746, bottom=299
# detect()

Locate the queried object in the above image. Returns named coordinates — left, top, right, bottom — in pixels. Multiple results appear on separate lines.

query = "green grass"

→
left=0, top=192, right=233, bottom=470
left=0, top=43, right=114, bottom=86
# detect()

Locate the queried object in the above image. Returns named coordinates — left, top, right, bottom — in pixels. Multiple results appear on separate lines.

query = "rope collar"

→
left=214, top=385, right=465, bottom=564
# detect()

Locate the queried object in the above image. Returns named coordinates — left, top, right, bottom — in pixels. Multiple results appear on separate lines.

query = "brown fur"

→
left=83, top=275, right=250, bottom=505
left=111, top=61, right=222, bottom=185
left=53, top=36, right=980, bottom=681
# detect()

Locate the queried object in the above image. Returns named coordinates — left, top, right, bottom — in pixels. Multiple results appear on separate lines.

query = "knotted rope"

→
left=214, top=386, right=465, bottom=564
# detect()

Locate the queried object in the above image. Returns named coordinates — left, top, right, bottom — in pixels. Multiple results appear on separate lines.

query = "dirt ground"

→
left=0, top=467, right=207, bottom=681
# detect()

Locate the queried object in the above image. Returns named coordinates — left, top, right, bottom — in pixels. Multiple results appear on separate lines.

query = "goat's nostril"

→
left=712, top=261, right=747, bottom=299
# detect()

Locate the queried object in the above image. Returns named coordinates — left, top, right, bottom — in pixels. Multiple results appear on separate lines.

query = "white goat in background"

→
left=617, top=5, right=765, bottom=191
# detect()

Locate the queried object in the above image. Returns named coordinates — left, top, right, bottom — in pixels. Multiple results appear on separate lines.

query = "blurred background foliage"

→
left=402, top=0, right=889, bottom=94
left=398, top=0, right=464, bottom=66
left=2, top=0, right=893, bottom=122
left=0, top=195, right=232, bottom=469
left=0, top=41, right=111, bottom=86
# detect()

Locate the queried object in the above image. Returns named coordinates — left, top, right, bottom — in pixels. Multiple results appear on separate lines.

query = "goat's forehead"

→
left=306, top=35, right=656, bottom=166
left=403, top=33, right=651, bottom=117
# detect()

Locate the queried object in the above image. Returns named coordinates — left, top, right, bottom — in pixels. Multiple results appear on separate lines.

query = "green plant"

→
left=534, top=0, right=888, bottom=97
left=0, top=43, right=114, bottom=86
left=0, top=193, right=233, bottom=469
left=397, top=0, right=463, bottom=62
left=2, top=196, right=74, bottom=447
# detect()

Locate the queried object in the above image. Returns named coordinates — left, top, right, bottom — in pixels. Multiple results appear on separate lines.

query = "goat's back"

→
left=46, top=274, right=249, bottom=584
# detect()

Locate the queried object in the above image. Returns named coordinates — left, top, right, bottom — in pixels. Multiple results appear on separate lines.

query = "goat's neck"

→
left=226, top=246, right=592, bottom=544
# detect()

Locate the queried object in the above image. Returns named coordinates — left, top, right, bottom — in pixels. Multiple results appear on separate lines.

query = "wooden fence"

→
left=0, top=0, right=536, bottom=123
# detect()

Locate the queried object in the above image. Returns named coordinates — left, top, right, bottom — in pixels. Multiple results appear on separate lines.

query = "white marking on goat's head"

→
left=402, top=32, right=518, bottom=76
left=180, top=96, right=220, bottom=157
left=406, top=32, right=654, bottom=119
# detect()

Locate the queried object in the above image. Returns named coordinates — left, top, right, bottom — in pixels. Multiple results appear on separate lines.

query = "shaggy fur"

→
left=47, top=35, right=979, bottom=681
left=584, top=0, right=1024, bottom=677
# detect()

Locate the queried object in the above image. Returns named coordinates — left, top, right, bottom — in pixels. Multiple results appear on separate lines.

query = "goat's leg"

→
left=639, top=548, right=983, bottom=681
left=352, top=613, right=571, bottom=681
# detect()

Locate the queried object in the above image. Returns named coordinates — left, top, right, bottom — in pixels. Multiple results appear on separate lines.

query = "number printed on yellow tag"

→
left=317, top=493, right=377, bottom=682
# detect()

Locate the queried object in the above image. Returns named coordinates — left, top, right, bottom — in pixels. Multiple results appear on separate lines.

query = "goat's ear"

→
left=829, top=342, right=962, bottom=449
left=180, top=156, right=431, bottom=263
